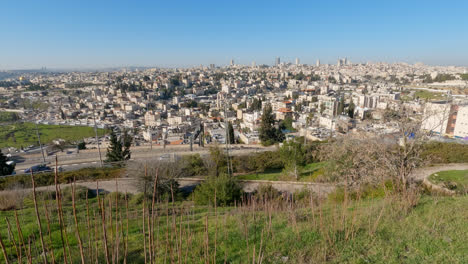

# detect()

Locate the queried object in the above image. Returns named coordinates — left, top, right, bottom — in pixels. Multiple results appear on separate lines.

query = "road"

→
left=11, top=144, right=276, bottom=174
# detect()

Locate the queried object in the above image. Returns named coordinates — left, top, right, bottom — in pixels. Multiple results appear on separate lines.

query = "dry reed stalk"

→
left=14, top=210, right=25, bottom=261
left=59, top=184, right=73, bottom=262
left=114, top=177, right=120, bottom=264
left=54, top=156, right=68, bottom=264
left=252, top=246, right=255, bottom=264
left=43, top=200, right=56, bottom=264
left=150, top=169, right=159, bottom=263
left=0, top=225, right=10, bottom=264
left=204, top=214, right=209, bottom=264
left=27, top=237, right=33, bottom=264
left=72, top=179, right=86, bottom=264
left=30, top=171, right=48, bottom=264
left=213, top=189, right=218, bottom=264
left=257, top=227, right=265, bottom=264
left=108, top=195, right=114, bottom=264
left=85, top=189, right=92, bottom=261
left=97, top=181, right=111, bottom=264
left=224, top=213, right=227, bottom=264
left=164, top=199, right=169, bottom=263
left=5, top=218, right=19, bottom=263
left=142, top=167, right=148, bottom=264
left=146, top=204, right=152, bottom=263
left=178, top=210, right=183, bottom=264
left=169, top=183, right=177, bottom=263
left=93, top=210, right=99, bottom=264
left=123, top=192, right=129, bottom=264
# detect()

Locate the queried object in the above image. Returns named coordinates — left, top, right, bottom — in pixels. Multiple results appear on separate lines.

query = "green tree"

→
left=77, top=142, right=86, bottom=150
left=259, top=104, right=284, bottom=146
left=249, top=98, right=262, bottom=111
left=279, top=116, right=295, bottom=131
left=320, top=103, right=326, bottom=114
left=0, top=150, right=14, bottom=176
left=337, top=100, right=345, bottom=115
left=106, top=130, right=132, bottom=162
left=279, top=140, right=305, bottom=180
left=348, top=101, right=355, bottom=118
left=228, top=122, right=235, bottom=144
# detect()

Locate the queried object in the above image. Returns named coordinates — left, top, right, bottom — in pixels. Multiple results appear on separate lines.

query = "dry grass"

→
left=0, top=190, right=26, bottom=211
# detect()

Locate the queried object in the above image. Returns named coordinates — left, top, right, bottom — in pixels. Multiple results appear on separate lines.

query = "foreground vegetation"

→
left=0, top=181, right=466, bottom=263
left=0, top=136, right=466, bottom=262
left=0, top=122, right=107, bottom=149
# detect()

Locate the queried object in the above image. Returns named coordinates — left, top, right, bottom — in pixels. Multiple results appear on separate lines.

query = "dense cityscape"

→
left=2, top=59, right=468, bottom=157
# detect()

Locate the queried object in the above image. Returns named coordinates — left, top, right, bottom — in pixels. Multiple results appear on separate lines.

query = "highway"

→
left=10, top=144, right=276, bottom=174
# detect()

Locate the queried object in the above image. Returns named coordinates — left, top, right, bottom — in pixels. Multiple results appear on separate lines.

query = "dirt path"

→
left=410, top=163, right=468, bottom=182
left=3, top=163, right=467, bottom=196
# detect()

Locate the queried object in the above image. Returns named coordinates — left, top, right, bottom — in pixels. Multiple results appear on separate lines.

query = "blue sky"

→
left=1, top=0, right=468, bottom=69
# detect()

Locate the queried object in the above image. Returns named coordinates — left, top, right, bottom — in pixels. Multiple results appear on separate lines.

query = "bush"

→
left=193, top=174, right=243, bottom=206
left=105, top=192, right=132, bottom=205
left=180, top=154, right=207, bottom=176
left=328, top=181, right=395, bottom=203
left=421, top=142, right=468, bottom=163
left=0, top=167, right=124, bottom=190
left=129, top=193, right=150, bottom=206
left=61, top=186, right=95, bottom=202
left=0, top=191, right=26, bottom=211
left=255, top=184, right=281, bottom=201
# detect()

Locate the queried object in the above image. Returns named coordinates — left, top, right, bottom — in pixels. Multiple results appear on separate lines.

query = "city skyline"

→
left=1, top=0, right=468, bottom=69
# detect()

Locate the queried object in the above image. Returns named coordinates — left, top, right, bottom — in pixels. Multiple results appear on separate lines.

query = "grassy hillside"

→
left=0, top=122, right=107, bottom=149
left=0, top=187, right=466, bottom=263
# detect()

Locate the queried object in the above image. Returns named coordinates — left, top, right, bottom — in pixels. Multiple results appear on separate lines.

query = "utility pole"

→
left=224, top=103, right=232, bottom=176
left=34, top=122, right=46, bottom=164
left=149, top=129, right=153, bottom=150
left=92, top=109, right=103, bottom=167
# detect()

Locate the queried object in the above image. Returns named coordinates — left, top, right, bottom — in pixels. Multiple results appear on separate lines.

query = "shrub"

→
left=421, top=142, right=468, bottom=163
left=0, top=191, right=26, bottom=211
left=0, top=167, right=124, bottom=191
left=180, top=154, right=207, bottom=176
left=129, top=193, right=150, bottom=206
left=193, top=174, right=243, bottom=206
left=105, top=192, right=132, bottom=205
left=61, top=186, right=95, bottom=202
left=328, top=181, right=395, bottom=203
left=255, top=184, right=281, bottom=201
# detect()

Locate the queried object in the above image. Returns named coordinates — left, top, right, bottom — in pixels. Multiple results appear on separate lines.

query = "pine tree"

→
left=348, top=101, right=355, bottom=118
left=105, top=130, right=132, bottom=162
left=259, top=104, right=283, bottom=146
left=0, top=150, right=14, bottom=176
left=228, top=122, right=235, bottom=144
left=122, top=130, right=132, bottom=160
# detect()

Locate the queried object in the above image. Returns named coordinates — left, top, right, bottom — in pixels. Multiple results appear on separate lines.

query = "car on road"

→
left=24, top=164, right=52, bottom=174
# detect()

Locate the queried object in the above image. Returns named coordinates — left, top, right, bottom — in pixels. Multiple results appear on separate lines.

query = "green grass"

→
left=429, top=170, right=468, bottom=194
left=413, top=90, right=446, bottom=100
left=0, top=191, right=466, bottom=263
left=237, top=162, right=326, bottom=182
left=0, top=122, right=107, bottom=149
